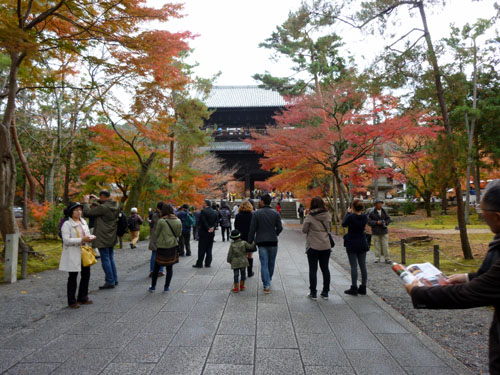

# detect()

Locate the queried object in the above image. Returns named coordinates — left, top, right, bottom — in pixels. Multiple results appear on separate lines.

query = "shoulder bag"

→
left=319, top=220, right=335, bottom=249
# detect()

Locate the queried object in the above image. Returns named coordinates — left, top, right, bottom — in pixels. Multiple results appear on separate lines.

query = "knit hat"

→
left=131, top=207, right=138, bottom=213
left=230, top=229, right=241, bottom=240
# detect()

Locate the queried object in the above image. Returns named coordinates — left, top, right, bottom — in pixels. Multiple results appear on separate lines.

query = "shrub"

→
left=402, top=200, right=417, bottom=215
left=28, top=201, right=65, bottom=238
left=139, top=224, right=150, bottom=241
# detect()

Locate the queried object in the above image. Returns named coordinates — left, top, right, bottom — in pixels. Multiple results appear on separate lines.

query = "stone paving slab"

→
left=0, top=223, right=473, bottom=374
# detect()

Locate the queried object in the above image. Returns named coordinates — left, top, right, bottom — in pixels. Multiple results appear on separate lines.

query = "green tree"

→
left=343, top=0, right=474, bottom=259
left=253, top=0, right=347, bottom=96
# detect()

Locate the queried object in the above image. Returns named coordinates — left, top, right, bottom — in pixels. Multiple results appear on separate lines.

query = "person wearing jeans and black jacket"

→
left=342, top=199, right=369, bottom=296
left=248, top=194, right=283, bottom=294
left=302, top=196, right=332, bottom=300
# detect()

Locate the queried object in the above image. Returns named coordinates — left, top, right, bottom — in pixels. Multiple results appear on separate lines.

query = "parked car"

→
left=13, top=206, right=23, bottom=218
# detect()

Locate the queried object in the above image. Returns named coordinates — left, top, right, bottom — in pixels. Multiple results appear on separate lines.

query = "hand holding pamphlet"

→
left=392, top=262, right=448, bottom=286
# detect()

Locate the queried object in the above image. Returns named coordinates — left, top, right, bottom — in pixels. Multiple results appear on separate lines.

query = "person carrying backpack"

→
left=128, top=207, right=143, bottom=249
left=116, top=208, right=128, bottom=239
left=83, top=190, right=120, bottom=290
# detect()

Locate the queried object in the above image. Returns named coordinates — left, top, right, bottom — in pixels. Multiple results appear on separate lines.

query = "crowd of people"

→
left=57, top=182, right=500, bottom=373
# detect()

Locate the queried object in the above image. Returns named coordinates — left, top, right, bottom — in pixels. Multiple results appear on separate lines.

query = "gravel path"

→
left=0, top=242, right=151, bottom=336
left=330, top=235, right=492, bottom=375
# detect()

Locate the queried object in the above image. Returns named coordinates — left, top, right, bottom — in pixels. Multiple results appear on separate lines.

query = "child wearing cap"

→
left=227, top=229, right=256, bottom=293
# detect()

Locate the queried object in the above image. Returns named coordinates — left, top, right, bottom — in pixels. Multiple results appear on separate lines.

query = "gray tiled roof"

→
left=209, top=142, right=252, bottom=151
left=204, top=86, right=286, bottom=108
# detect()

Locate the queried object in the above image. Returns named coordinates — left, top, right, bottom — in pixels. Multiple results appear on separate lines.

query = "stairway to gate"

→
left=226, top=200, right=298, bottom=220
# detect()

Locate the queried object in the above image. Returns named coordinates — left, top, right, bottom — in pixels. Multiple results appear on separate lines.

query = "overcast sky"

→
left=162, top=0, right=498, bottom=86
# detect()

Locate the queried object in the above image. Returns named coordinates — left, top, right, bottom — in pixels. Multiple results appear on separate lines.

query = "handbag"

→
left=319, top=220, right=335, bottom=248
left=75, top=226, right=97, bottom=267
left=81, top=246, right=97, bottom=267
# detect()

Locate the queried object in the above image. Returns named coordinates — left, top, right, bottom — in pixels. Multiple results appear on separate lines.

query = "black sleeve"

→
left=367, top=211, right=377, bottom=227
left=342, top=214, right=351, bottom=228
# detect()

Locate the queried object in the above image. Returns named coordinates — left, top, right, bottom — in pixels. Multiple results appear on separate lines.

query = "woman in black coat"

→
left=342, top=199, right=369, bottom=296
left=234, top=200, right=255, bottom=277
left=406, top=180, right=500, bottom=374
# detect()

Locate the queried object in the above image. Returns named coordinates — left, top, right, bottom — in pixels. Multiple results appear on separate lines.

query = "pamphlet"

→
left=392, top=262, right=448, bottom=286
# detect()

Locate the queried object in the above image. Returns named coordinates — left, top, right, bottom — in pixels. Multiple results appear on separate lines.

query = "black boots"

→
left=344, top=285, right=358, bottom=296
left=247, top=258, right=254, bottom=277
left=344, top=285, right=367, bottom=296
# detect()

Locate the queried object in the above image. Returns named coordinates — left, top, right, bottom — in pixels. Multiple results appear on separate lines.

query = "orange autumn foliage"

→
left=27, top=201, right=52, bottom=223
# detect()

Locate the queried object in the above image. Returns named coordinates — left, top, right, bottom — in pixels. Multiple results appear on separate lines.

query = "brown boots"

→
left=232, top=281, right=246, bottom=293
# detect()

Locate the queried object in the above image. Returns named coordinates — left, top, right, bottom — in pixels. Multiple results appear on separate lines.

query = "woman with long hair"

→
left=302, top=196, right=332, bottom=300
left=235, top=200, right=256, bottom=277
left=149, top=204, right=182, bottom=293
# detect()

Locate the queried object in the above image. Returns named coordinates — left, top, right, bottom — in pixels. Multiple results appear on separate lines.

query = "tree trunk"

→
left=10, top=116, right=37, bottom=201
left=63, top=140, right=73, bottom=204
left=335, top=173, right=348, bottom=219
left=22, top=175, right=28, bottom=230
left=423, top=190, right=432, bottom=218
left=44, top=137, right=58, bottom=203
left=474, top=157, right=481, bottom=202
left=45, top=160, right=57, bottom=203
left=332, top=175, right=339, bottom=235
left=441, top=185, right=448, bottom=214
left=418, top=2, right=472, bottom=259
left=0, top=53, right=22, bottom=243
left=124, top=153, right=156, bottom=214
left=464, top=112, right=472, bottom=224
left=168, top=138, right=174, bottom=184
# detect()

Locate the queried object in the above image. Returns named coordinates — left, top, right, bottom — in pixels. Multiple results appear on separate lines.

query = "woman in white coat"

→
left=59, top=202, right=95, bottom=308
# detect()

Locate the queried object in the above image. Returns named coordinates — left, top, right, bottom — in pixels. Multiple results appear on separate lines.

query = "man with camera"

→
left=367, top=199, right=392, bottom=264
left=83, top=190, right=120, bottom=289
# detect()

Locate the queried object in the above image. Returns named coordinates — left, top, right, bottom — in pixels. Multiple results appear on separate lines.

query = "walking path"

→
left=0, top=223, right=472, bottom=374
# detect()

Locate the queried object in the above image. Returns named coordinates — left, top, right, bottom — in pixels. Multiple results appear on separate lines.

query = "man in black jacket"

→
left=406, top=180, right=500, bottom=374
left=367, top=199, right=392, bottom=264
left=248, top=194, right=283, bottom=294
left=193, top=200, right=218, bottom=268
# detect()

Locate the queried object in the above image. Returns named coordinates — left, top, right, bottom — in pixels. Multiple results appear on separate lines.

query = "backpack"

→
left=58, top=216, right=69, bottom=239
left=117, top=211, right=128, bottom=237
left=128, top=215, right=136, bottom=230
left=187, top=213, right=196, bottom=227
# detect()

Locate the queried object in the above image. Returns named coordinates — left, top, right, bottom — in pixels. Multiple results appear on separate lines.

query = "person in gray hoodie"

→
left=83, top=190, right=119, bottom=289
left=302, top=196, right=332, bottom=300
left=248, top=194, right=283, bottom=294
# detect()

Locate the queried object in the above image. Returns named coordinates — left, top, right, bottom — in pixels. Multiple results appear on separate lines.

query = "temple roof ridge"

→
left=204, top=85, right=287, bottom=108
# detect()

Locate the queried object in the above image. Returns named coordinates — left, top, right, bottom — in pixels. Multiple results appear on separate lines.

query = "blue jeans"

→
left=150, top=251, right=164, bottom=273
left=258, top=246, right=278, bottom=288
left=233, top=268, right=246, bottom=283
left=99, top=247, right=118, bottom=285
left=346, top=251, right=367, bottom=287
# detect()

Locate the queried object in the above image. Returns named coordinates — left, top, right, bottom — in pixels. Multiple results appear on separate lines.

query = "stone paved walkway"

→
left=0, top=224, right=471, bottom=374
